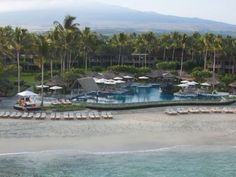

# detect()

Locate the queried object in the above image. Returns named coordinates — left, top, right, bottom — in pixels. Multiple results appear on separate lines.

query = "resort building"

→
left=207, top=57, right=236, bottom=74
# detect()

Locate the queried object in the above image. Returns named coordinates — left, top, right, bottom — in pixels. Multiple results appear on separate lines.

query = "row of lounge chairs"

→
left=51, top=99, right=72, bottom=105
left=165, top=107, right=236, bottom=115
left=0, top=111, right=113, bottom=120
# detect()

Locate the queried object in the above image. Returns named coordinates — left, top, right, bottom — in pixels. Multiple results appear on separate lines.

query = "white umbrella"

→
left=201, top=82, right=210, bottom=86
left=181, top=80, right=189, bottom=84
left=95, top=78, right=106, bottom=84
left=187, top=81, right=198, bottom=86
left=50, top=86, right=63, bottom=90
left=139, top=76, right=149, bottom=80
left=123, top=75, right=133, bottom=79
left=114, top=80, right=126, bottom=84
left=177, top=84, right=189, bottom=87
left=36, top=85, right=49, bottom=89
left=17, top=90, right=38, bottom=97
left=104, top=81, right=116, bottom=85
left=114, top=77, right=123, bottom=80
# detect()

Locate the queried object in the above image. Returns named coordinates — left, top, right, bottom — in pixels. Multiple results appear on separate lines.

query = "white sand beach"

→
left=0, top=108, right=236, bottom=154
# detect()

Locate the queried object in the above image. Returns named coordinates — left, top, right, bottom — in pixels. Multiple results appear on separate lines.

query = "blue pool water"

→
left=1, top=147, right=236, bottom=177
left=77, top=84, right=218, bottom=104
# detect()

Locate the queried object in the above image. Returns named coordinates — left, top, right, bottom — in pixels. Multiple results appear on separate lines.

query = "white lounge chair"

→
left=68, top=112, right=74, bottom=120
left=50, top=112, right=56, bottom=120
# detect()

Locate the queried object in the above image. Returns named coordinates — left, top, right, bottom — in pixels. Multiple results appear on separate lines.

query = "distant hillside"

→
left=0, top=2, right=236, bottom=35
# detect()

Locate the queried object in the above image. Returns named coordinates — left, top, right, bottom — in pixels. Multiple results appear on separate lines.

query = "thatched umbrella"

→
left=206, top=78, right=220, bottom=86
left=47, top=75, right=65, bottom=87
left=229, top=82, right=236, bottom=88
left=146, top=70, right=163, bottom=79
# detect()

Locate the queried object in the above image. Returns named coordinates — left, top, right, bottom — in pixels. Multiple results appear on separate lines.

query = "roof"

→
left=206, top=77, right=220, bottom=85
left=229, top=82, right=236, bottom=87
left=76, top=77, right=99, bottom=92
left=47, top=75, right=65, bottom=87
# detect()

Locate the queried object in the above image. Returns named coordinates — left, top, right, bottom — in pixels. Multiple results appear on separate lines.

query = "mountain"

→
left=0, top=2, right=236, bottom=35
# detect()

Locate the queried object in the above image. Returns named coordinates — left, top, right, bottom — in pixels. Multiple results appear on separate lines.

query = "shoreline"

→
left=1, top=110, right=236, bottom=154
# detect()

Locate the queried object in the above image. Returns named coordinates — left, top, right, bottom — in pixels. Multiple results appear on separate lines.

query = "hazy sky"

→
left=0, top=0, right=235, bottom=24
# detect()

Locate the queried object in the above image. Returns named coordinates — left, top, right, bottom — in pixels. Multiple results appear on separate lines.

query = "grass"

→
left=43, top=103, right=86, bottom=112
left=8, top=72, right=39, bottom=86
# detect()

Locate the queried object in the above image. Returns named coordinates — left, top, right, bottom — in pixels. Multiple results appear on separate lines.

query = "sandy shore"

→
left=0, top=109, right=236, bottom=154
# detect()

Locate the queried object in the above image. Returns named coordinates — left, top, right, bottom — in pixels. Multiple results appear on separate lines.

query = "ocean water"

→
left=0, top=146, right=236, bottom=177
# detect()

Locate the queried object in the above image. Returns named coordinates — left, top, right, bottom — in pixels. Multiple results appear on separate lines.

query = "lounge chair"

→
left=2, top=111, right=10, bottom=118
left=165, top=109, right=178, bottom=115
left=94, top=112, right=101, bottom=119
left=27, top=112, right=34, bottom=119
left=34, top=113, right=41, bottom=120
left=63, top=112, right=69, bottom=120
left=9, top=112, right=17, bottom=118
left=89, top=112, right=96, bottom=119
left=107, top=112, right=113, bottom=119
left=101, top=112, right=109, bottom=119
left=176, top=108, right=188, bottom=114
left=15, top=112, right=22, bottom=119
left=39, top=113, right=46, bottom=120
left=55, top=113, right=61, bottom=120
left=51, top=100, right=61, bottom=105
left=68, top=112, right=74, bottom=120
left=0, top=111, right=5, bottom=117
left=50, top=112, right=56, bottom=120
left=75, top=112, right=82, bottom=120
left=199, top=107, right=210, bottom=113
left=223, top=107, right=234, bottom=113
left=21, top=112, right=29, bottom=119
left=81, top=112, right=88, bottom=120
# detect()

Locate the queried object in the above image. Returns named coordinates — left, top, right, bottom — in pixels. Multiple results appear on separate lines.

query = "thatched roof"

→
left=76, top=77, right=99, bottom=92
left=206, top=77, right=220, bottom=86
left=47, top=75, right=65, bottom=87
left=146, top=70, right=163, bottom=79
left=177, top=71, right=193, bottom=81
left=229, top=82, right=236, bottom=87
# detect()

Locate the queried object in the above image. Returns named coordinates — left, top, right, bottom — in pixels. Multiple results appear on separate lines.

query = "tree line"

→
left=1, top=15, right=236, bottom=95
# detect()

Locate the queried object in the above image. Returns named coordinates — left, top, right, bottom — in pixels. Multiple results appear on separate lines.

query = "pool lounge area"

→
left=74, top=83, right=226, bottom=104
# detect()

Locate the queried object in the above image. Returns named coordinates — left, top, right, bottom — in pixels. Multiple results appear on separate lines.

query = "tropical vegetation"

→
left=0, top=15, right=236, bottom=96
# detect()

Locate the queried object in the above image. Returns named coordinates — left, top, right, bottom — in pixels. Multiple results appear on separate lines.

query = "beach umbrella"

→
left=123, top=75, right=133, bottom=79
left=180, top=80, right=189, bottom=84
left=50, top=86, right=63, bottom=90
left=177, top=84, right=189, bottom=87
left=201, top=83, right=210, bottom=86
left=104, top=81, right=116, bottom=85
left=113, top=77, right=123, bottom=80
left=36, top=85, right=49, bottom=89
left=114, top=80, right=126, bottom=84
left=187, top=81, right=198, bottom=86
left=138, top=76, right=149, bottom=80
left=17, top=90, right=38, bottom=97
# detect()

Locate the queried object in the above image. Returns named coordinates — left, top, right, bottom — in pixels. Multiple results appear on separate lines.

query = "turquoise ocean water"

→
left=1, top=146, right=236, bottom=177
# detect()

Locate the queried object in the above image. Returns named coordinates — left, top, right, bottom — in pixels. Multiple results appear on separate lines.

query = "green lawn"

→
left=8, top=72, right=39, bottom=86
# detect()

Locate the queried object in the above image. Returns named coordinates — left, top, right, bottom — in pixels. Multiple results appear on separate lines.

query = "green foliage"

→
left=43, top=104, right=86, bottom=112
left=191, top=69, right=212, bottom=82
left=108, top=65, right=150, bottom=75
left=0, top=79, right=14, bottom=96
left=183, top=60, right=203, bottom=72
left=219, top=74, right=236, bottom=91
left=63, top=68, right=83, bottom=87
left=91, top=66, right=105, bottom=72
left=156, top=61, right=179, bottom=70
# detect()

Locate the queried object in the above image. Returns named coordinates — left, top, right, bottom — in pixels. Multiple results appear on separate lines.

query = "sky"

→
left=0, top=0, right=235, bottom=24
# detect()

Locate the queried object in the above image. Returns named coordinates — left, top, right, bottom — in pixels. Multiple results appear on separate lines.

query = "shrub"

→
left=156, top=61, right=179, bottom=70
left=191, top=69, right=211, bottom=82
left=108, top=65, right=150, bottom=75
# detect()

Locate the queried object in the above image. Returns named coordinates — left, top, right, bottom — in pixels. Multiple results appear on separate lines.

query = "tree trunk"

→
left=172, top=47, right=175, bottom=60
left=85, top=52, right=88, bottom=72
left=118, top=47, right=121, bottom=65
left=212, top=48, right=216, bottom=90
left=204, top=49, right=208, bottom=71
left=163, top=48, right=166, bottom=60
left=191, top=51, right=194, bottom=61
left=50, top=58, right=53, bottom=79
left=180, top=48, right=184, bottom=77
left=17, top=51, right=21, bottom=93
left=41, top=62, right=44, bottom=107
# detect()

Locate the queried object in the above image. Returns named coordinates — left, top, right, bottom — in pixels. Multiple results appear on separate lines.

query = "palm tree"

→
left=53, top=15, right=80, bottom=74
left=12, top=27, right=28, bottom=92
left=171, top=32, right=181, bottom=60
left=80, top=27, right=98, bottom=72
left=212, top=35, right=223, bottom=85
left=201, top=33, right=214, bottom=71
left=160, top=34, right=171, bottom=60
left=180, top=33, right=188, bottom=77
left=34, top=35, right=50, bottom=107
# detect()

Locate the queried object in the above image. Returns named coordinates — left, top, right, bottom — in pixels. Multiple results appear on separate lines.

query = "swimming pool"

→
left=74, top=84, right=220, bottom=104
